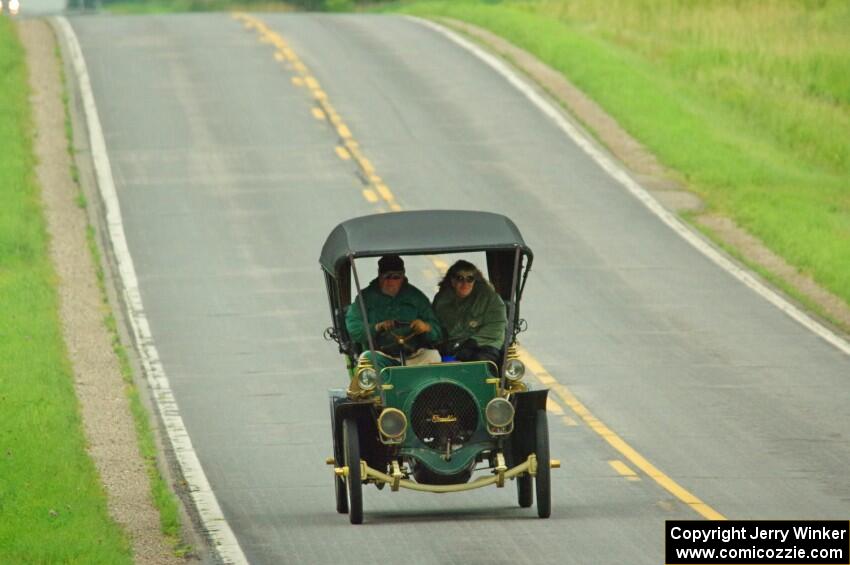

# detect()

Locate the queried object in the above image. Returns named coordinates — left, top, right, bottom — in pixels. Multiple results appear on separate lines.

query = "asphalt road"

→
left=67, top=13, right=850, bottom=564
left=12, top=0, right=65, bottom=16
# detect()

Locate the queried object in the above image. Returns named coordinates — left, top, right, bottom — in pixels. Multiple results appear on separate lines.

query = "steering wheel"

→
left=376, top=320, right=425, bottom=355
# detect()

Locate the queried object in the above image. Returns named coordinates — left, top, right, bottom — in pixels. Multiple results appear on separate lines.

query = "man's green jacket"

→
left=346, top=278, right=442, bottom=350
left=433, top=282, right=506, bottom=349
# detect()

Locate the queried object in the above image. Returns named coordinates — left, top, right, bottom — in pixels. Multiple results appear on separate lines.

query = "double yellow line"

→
left=233, top=12, right=726, bottom=522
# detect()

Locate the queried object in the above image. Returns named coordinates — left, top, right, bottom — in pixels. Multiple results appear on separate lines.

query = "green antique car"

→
left=321, top=210, right=556, bottom=524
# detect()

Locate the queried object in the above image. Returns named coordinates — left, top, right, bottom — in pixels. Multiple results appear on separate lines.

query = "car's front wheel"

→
left=517, top=475, right=533, bottom=508
left=343, top=418, right=363, bottom=524
left=535, top=409, right=551, bottom=518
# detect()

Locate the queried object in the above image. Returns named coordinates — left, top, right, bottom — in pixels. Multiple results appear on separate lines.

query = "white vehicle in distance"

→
left=9, top=0, right=21, bottom=15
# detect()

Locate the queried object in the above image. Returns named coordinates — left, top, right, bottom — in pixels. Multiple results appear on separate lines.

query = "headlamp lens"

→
left=485, top=398, right=515, bottom=428
left=504, top=358, right=525, bottom=381
left=357, top=367, right=377, bottom=391
left=378, top=408, right=407, bottom=439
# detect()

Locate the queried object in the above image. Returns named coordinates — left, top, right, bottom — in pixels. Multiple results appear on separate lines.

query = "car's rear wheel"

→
left=535, top=409, right=551, bottom=518
left=343, top=418, right=363, bottom=524
left=517, top=475, right=533, bottom=507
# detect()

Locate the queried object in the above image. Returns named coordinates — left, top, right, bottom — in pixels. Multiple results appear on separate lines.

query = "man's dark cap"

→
left=378, top=254, right=405, bottom=273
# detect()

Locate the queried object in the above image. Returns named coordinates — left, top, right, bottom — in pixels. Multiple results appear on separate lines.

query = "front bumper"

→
left=329, top=453, right=560, bottom=494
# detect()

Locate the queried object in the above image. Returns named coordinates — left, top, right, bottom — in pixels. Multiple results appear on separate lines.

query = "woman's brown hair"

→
left=437, top=260, right=486, bottom=292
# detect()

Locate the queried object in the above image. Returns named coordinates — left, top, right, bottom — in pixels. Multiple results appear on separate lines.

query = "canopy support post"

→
left=502, top=246, right=522, bottom=387
left=350, top=255, right=377, bottom=362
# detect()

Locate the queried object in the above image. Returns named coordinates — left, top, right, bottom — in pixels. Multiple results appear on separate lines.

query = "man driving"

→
left=345, top=254, right=442, bottom=370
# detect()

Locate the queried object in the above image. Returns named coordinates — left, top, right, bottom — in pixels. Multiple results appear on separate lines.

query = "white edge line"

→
left=55, top=17, right=249, bottom=564
left=412, top=16, right=850, bottom=358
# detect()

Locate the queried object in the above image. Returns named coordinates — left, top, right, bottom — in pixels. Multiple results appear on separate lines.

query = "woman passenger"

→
left=433, top=260, right=506, bottom=365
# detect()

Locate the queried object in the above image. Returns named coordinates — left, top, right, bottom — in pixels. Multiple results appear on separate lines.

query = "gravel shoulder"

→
left=19, top=18, right=195, bottom=565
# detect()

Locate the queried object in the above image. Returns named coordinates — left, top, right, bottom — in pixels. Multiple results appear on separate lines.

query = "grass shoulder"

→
left=0, top=18, right=132, bottom=564
left=375, top=0, right=850, bottom=322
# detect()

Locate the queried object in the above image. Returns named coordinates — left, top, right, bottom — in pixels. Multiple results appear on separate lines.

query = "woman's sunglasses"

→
left=453, top=275, right=476, bottom=284
left=381, top=273, right=404, bottom=280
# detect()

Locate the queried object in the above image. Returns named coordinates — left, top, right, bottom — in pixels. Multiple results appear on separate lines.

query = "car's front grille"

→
left=410, top=383, right=478, bottom=451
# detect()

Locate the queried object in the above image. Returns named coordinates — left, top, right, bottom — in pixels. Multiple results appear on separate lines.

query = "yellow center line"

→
left=311, top=107, right=326, bottom=121
left=375, top=183, right=394, bottom=203
left=520, top=346, right=726, bottom=520
left=234, top=12, right=404, bottom=214
left=360, top=158, right=375, bottom=175
left=336, top=124, right=352, bottom=139
left=422, top=268, right=438, bottom=281
left=335, top=146, right=351, bottom=161
left=609, top=459, right=640, bottom=481
left=431, top=258, right=449, bottom=272
left=233, top=11, right=725, bottom=522
left=562, top=415, right=579, bottom=427
left=546, top=397, right=565, bottom=415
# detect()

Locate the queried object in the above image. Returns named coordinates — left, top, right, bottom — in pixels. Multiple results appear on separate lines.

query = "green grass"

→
left=375, top=0, right=850, bottom=310
left=0, top=18, right=132, bottom=564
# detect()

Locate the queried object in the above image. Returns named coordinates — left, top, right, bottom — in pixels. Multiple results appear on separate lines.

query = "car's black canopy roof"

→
left=320, top=210, right=533, bottom=276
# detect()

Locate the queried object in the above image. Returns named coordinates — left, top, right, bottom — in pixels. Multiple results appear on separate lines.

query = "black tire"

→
left=535, top=409, right=551, bottom=518
left=330, top=398, right=348, bottom=514
left=343, top=418, right=363, bottom=524
left=334, top=473, right=348, bottom=514
left=517, top=475, right=533, bottom=508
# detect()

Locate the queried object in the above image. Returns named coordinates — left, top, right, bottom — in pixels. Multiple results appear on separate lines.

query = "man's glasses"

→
left=453, top=275, right=476, bottom=284
left=381, top=273, right=404, bottom=280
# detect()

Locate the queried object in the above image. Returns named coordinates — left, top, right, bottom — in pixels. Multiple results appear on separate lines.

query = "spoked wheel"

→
left=517, top=475, right=533, bottom=508
left=535, top=409, right=551, bottom=518
left=343, top=418, right=363, bottom=524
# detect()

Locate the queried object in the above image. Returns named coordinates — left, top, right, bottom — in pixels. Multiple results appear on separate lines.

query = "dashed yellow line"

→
left=520, top=346, right=726, bottom=520
left=609, top=460, right=640, bottom=481
left=233, top=11, right=725, bottom=523
left=562, top=415, right=579, bottom=427
left=536, top=373, right=556, bottom=386
left=336, top=124, right=352, bottom=139
left=431, top=258, right=449, bottom=272
left=234, top=12, right=401, bottom=212
left=335, top=146, right=351, bottom=161
left=375, top=183, right=394, bottom=202
left=546, top=397, right=565, bottom=415
left=360, top=157, right=375, bottom=175
left=311, top=107, right=326, bottom=121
